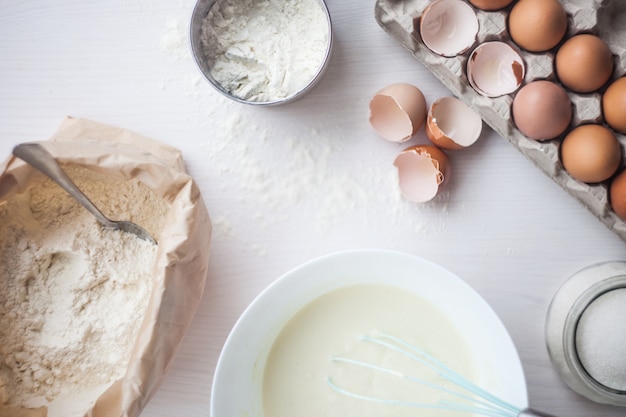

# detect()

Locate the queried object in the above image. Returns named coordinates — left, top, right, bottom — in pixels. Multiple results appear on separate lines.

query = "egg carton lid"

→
left=374, top=0, right=626, bottom=243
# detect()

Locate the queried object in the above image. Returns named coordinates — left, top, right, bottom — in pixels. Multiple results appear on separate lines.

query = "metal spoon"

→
left=13, top=142, right=156, bottom=244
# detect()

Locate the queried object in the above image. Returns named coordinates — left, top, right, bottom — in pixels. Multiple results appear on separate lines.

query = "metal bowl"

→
left=189, top=0, right=333, bottom=106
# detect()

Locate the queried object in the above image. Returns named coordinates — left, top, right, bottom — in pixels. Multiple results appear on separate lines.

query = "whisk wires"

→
left=327, top=331, right=522, bottom=417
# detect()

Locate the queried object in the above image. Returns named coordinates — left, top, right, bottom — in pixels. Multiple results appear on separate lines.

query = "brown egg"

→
left=555, top=34, right=614, bottom=93
left=561, top=124, right=621, bottom=183
left=468, top=0, right=514, bottom=11
left=602, top=77, right=626, bottom=134
left=512, top=80, right=572, bottom=141
left=508, top=0, right=567, bottom=52
left=610, top=170, right=626, bottom=220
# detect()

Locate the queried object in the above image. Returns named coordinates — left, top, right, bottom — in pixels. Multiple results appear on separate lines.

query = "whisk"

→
left=327, top=332, right=556, bottom=417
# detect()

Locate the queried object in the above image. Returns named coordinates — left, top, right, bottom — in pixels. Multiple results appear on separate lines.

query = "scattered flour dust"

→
left=199, top=109, right=450, bottom=255
left=0, top=167, right=168, bottom=416
left=161, top=17, right=191, bottom=61
left=200, top=0, right=329, bottom=101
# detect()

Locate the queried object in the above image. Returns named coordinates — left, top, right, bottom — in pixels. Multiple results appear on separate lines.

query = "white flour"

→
left=0, top=167, right=168, bottom=416
left=200, top=0, right=329, bottom=101
left=199, top=109, right=450, bottom=255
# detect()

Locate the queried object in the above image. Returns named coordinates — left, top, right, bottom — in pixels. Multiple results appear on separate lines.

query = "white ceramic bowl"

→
left=211, top=249, right=527, bottom=417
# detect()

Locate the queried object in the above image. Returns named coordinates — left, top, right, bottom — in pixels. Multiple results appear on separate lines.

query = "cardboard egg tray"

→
left=374, top=0, right=626, bottom=242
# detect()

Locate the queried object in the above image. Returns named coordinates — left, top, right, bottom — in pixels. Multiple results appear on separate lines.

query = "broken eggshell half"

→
left=467, top=41, right=525, bottom=98
left=369, top=83, right=427, bottom=143
left=393, top=145, right=449, bottom=203
left=420, top=0, right=479, bottom=57
left=426, top=97, right=483, bottom=150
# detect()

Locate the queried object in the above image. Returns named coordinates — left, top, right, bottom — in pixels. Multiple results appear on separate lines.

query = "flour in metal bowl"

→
left=191, top=0, right=333, bottom=105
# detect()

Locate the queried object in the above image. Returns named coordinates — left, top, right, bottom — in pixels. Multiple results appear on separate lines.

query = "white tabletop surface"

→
left=1, top=1, right=625, bottom=416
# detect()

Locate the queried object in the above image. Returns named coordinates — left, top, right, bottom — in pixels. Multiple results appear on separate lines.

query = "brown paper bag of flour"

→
left=0, top=117, right=212, bottom=417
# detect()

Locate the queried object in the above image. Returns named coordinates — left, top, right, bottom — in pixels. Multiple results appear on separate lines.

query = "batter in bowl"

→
left=262, top=284, right=476, bottom=417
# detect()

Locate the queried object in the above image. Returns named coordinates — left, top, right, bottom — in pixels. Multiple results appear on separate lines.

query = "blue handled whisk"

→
left=328, top=332, right=556, bottom=417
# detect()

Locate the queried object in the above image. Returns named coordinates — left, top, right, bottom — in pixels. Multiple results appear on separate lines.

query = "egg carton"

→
left=374, top=0, right=626, bottom=242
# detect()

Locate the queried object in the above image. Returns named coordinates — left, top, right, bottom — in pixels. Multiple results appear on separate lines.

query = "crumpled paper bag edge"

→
left=0, top=118, right=212, bottom=417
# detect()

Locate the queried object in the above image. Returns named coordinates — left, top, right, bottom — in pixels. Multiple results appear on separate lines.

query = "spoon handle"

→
left=12, top=143, right=115, bottom=228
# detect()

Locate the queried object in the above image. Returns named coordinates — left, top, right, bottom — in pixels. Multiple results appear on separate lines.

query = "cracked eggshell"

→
left=467, top=41, right=525, bottom=98
left=369, top=83, right=427, bottom=143
left=420, top=0, right=479, bottom=57
left=393, top=145, right=449, bottom=203
left=426, top=97, right=483, bottom=150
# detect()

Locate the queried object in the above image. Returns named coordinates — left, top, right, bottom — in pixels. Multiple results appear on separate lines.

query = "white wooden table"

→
left=0, top=1, right=624, bottom=416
